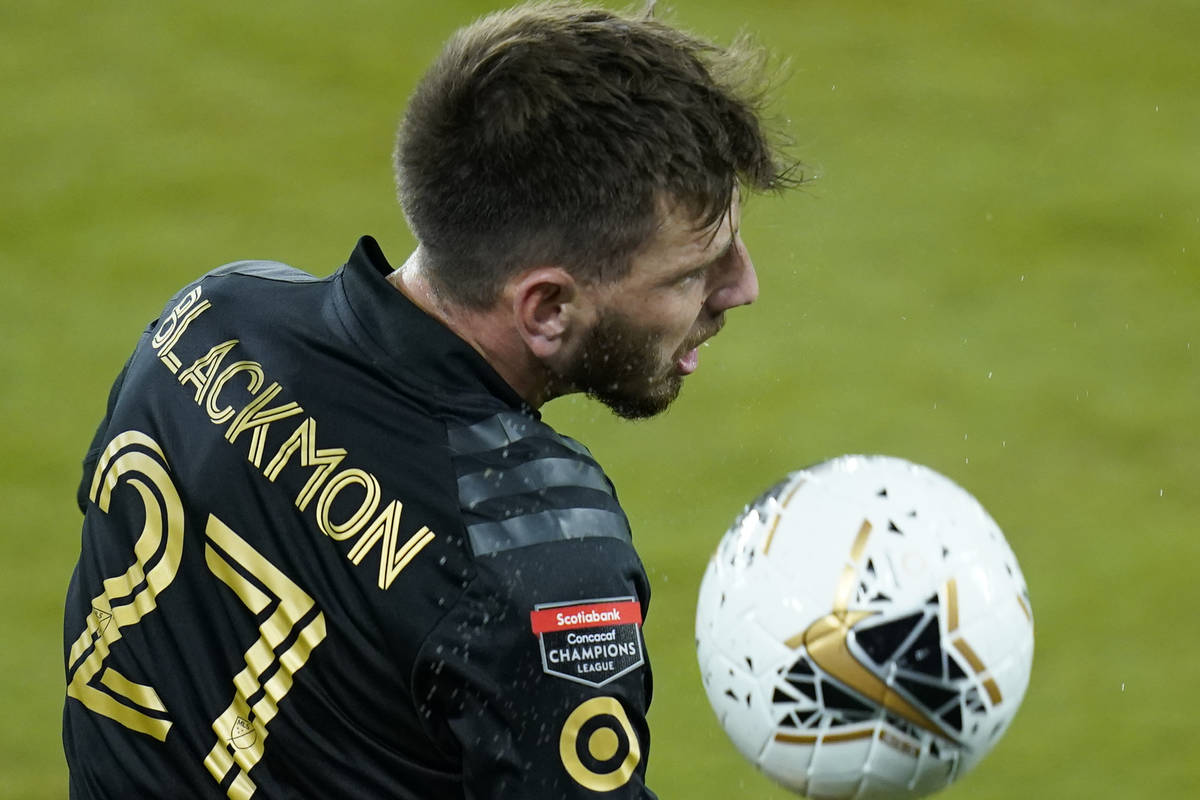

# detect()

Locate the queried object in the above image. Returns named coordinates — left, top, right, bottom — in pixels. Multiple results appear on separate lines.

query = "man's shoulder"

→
left=445, top=410, right=631, bottom=558
left=206, top=259, right=325, bottom=284
left=145, top=258, right=332, bottom=336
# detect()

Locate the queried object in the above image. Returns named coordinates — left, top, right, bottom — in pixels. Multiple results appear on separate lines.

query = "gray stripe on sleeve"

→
left=447, top=411, right=591, bottom=457
left=458, top=457, right=614, bottom=509
left=467, top=507, right=631, bottom=556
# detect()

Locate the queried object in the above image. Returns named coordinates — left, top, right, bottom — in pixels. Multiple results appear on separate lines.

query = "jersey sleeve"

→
left=413, top=537, right=657, bottom=799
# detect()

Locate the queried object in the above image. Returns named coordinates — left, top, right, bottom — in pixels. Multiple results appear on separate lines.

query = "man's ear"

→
left=509, top=267, right=587, bottom=361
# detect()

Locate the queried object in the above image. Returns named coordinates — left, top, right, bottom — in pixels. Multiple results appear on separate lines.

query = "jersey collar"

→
left=335, top=236, right=534, bottom=416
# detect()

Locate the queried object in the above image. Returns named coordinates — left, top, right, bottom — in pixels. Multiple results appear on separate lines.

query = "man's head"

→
left=394, top=1, right=795, bottom=416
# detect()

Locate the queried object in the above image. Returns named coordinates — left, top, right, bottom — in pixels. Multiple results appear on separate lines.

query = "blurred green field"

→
left=2, top=1, right=1197, bottom=797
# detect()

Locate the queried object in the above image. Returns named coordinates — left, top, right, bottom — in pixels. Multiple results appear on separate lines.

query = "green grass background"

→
left=2, top=0, right=1196, bottom=796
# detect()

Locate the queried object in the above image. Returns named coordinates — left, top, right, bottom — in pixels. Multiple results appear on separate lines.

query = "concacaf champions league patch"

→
left=530, top=597, right=645, bottom=687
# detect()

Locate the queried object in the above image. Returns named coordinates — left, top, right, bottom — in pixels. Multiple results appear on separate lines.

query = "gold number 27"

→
left=66, top=431, right=328, bottom=799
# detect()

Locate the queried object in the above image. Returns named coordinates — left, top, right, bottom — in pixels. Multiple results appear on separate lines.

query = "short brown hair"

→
left=395, top=1, right=796, bottom=308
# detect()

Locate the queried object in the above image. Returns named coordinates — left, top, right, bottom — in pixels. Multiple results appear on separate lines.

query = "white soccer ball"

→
left=695, top=455, right=1034, bottom=799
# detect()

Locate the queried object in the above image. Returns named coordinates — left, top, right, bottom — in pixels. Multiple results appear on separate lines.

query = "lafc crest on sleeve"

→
left=530, top=598, right=644, bottom=687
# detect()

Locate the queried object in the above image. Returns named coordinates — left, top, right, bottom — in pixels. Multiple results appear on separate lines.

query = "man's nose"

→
left=706, top=239, right=759, bottom=313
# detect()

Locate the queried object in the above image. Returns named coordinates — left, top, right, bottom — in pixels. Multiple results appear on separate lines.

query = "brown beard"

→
left=556, top=309, right=721, bottom=420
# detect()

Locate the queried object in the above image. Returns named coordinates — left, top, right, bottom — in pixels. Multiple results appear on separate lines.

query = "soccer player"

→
left=63, top=2, right=796, bottom=797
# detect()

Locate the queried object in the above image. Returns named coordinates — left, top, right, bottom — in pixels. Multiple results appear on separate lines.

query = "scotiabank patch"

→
left=530, top=597, right=644, bottom=688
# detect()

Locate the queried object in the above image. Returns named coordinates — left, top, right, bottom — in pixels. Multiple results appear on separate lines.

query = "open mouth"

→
left=674, top=316, right=724, bottom=376
left=676, top=347, right=701, bottom=375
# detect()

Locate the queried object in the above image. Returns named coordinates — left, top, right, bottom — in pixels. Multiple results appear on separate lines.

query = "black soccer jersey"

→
left=64, top=237, right=657, bottom=799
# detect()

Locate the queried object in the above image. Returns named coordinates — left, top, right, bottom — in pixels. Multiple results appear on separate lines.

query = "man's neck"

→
left=386, top=248, right=551, bottom=408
